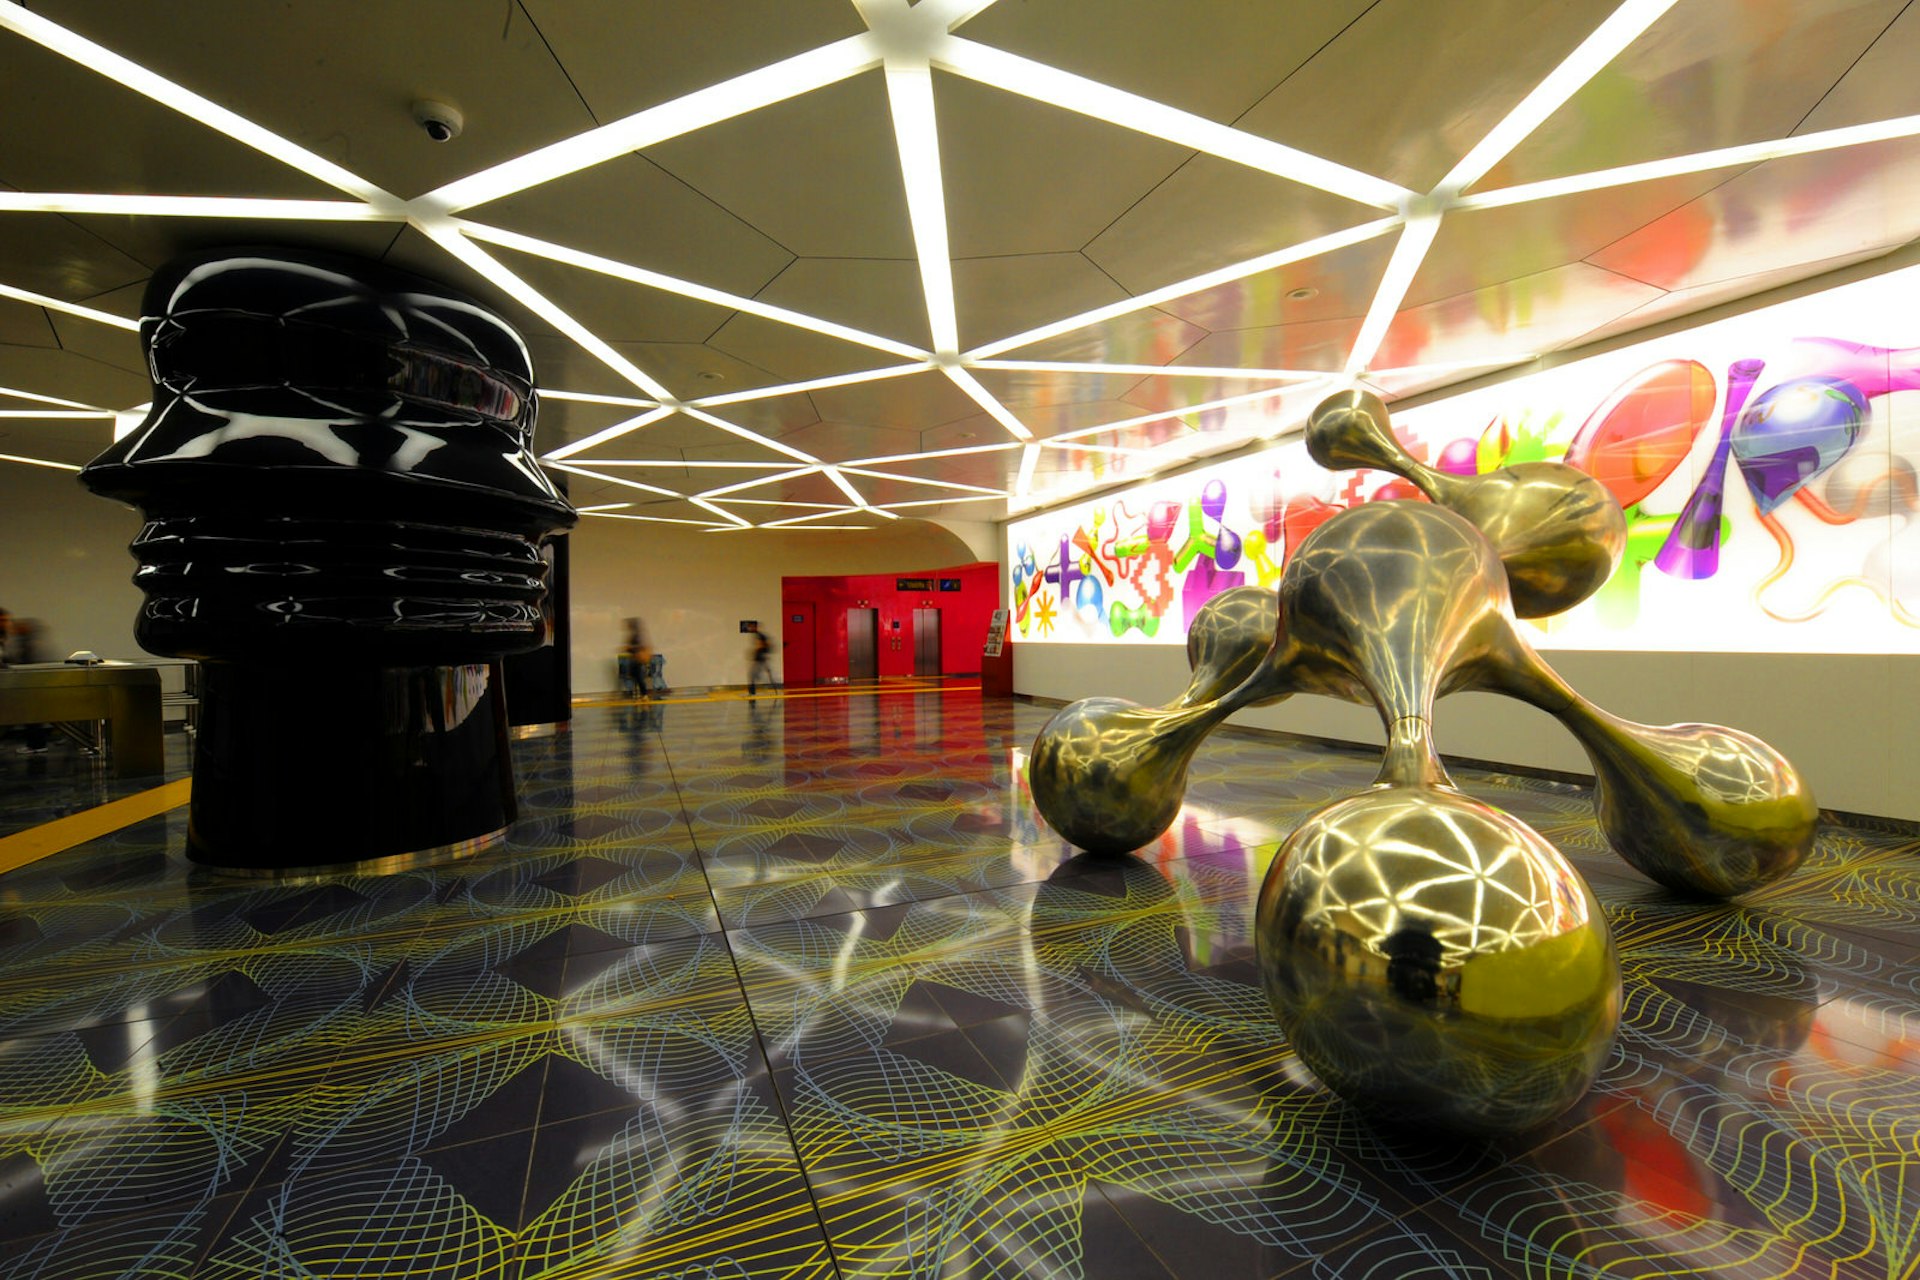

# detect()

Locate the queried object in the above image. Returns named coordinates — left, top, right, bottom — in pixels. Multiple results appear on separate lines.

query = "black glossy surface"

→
left=1, top=688, right=1917, bottom=1277
left=75, top=250, right=574, bottom=867
left=186, top=661, right=516, bottom=869
left=79, top=248, right=575, bottom=663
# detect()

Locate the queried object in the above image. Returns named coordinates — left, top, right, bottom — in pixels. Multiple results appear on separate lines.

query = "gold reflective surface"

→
left=1306, top=388, right=1627, bottom=617
left=1257, top=782, right=1620, bottom=1134
left=1027, top=388, right=1817, bottom=1132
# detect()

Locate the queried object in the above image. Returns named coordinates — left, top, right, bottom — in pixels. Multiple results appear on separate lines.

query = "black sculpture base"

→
left=187, top=661, right=516, bottom=872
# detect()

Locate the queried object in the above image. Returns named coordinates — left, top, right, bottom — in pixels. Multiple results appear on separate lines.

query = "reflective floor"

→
left=1, top=689, right=1918, bottom=1278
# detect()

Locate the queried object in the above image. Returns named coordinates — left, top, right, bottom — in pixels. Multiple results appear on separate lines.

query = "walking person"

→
left=746, top=625, right=776, bottom=698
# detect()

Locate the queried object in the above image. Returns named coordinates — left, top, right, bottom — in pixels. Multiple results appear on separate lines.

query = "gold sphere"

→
left=1257, top=785, right=1621, bottom=1135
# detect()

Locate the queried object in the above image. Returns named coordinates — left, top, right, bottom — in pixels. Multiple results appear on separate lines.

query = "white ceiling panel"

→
left=755, top=257, right=933, bottom=352
left=647, top=71, right=911, bottom=260
left=31, top=0, right=600, bottom=200
left=1, top=0, right=1918, bottom=521
left=1486, top=0, right=1906, bottom=189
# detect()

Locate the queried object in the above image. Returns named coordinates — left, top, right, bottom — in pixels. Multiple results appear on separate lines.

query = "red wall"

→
left=781, top=561, right=1001, bottom=684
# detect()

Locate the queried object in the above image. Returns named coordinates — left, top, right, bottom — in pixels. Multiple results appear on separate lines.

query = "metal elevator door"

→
left=912, top=607, right=941, bottom=676
left=846, top=608, right=879, bottom=681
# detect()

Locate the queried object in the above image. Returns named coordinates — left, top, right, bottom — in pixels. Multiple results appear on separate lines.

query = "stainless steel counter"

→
left=0, top=662, right=165, bottom=778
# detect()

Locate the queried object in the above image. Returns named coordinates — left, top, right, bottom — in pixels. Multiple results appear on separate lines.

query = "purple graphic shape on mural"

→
left=1201, top=479, right=1229, bottom=522
left=1214, top=525, right=1244, bottom=570
left=1045, top=535, right=1086, bottom=598
left=1655, top=358, right=1765, bottom=580
left=1731, top=376, right=1869, bottom=515
left=1182, top=557, right=1247, bottom=630
left=1762, top=336, right=1920, bottom=400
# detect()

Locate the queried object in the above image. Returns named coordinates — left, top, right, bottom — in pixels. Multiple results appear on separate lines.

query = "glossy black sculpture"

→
left=81, top=248, right=576, bottom=871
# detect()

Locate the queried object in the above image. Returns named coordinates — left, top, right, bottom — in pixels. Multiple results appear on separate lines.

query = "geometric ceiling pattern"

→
left=3, top=0, right=1919, bottom=529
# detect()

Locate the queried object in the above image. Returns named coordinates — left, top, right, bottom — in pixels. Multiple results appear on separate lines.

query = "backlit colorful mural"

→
left=1008, top=265, right=1920, bottom=655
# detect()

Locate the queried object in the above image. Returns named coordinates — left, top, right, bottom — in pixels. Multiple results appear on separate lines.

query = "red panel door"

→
left=783, top=602, right=817, bottom=686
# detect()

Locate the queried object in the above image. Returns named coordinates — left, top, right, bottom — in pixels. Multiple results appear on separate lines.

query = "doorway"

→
left=846, top=608, right=879, bottom=681
left=911, top=607, right=942, bottom=677
left=783, top=602, right=816, bottom=686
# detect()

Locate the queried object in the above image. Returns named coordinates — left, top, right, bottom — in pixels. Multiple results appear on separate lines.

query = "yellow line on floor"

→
left=0, top=777, right=192, bottom=875
left=575, top=681, right=981, bottom=708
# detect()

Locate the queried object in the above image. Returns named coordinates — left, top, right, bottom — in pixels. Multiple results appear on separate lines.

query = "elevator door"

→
left=846, top=608, right=879, bottom=681
left=912, top=607, right=942, bottom=676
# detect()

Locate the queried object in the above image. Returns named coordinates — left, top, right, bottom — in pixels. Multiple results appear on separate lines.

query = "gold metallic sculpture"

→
left=1257, top=783, right=1619, bottom=1134
left=1026, top=388, right=1817, bottom=1133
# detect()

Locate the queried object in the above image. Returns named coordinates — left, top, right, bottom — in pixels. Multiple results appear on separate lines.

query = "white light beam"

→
left=427, top=35, right=882, bottom=212
left=0, top=1, right=393, bottom=204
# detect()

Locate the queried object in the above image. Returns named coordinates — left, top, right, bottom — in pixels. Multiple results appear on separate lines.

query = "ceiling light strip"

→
left=691, top=362, right=934, bottom=408
left=840, top=465, right=1008, bottom=495
left=544, top=462, right=683, bottom=499
left=0, top=193, right=390, bottom=220
left=541, top=389, right=658, bottom=408
left=936, top=37, right=1410, bottom=209
left=968, top=360, right=1331, bottom=380
left=0, top=409, right=113, bottom=419
left=679, top=408, right=821, bottom=464
left=944, top=366, right=1032, bottom=440
left=1365, top=355, right=1538, bottom=378
left=821, top=465, right=873, bottom=507
left=760, top=508, right=871, bottom=528
left=0, top=383, right=104, bottom=410
left=1049, top=380, right=1321, bottom=442
left=724, top=499, right=845, bottom=509
left=0, top=1, right=392, bottom=204
left=1441, top=0, right=1680, bottom=194
left=688, top=497, right=754, bottom=528
left=576, top=502, right=633, bottom=512
left=1014, top=443, right=1040, bottom=497
left=1456, top=112, right=1920, bottom=211
left=541, top=407, right=678, bottom=462
left=1343, top=216, right=1443, bottom=375
left=458, top=221, right=930, bottom=359
left=427, top=34, right=882, bottom=212
left=853, top=441, right=1022, bottom=465
left=423, top=226, right=677, bottom=401
left=0, top=451, right=83, bottom=472
left=567, top=459, right=794, bottom=469
left=0, top=283, right=139, bottom=332
left=884, top=63, right=962, bottom=355
left=902, top=0, right=1006, bottom=30
left=966, top=217, right=1397, bottom=359
left=582, top=511, right=730, bottom=527
left=876, top=494, right=1005, bottom=510
left=697, top=466, right=820, bottom=499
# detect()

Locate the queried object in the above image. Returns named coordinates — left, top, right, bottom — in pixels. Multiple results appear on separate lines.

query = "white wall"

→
left=0, top=462, right=982, bottom=700
left=1015, top=642, right=1920, bottom=822
left=567, top=516, right=976, bottom=693
left=0, top=464, right=144, bottom=662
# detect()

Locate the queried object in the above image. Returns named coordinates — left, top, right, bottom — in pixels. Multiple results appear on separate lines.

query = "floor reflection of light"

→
left=831, top=912, right=867, bottom=994
left=1804, top=996, right=1920, bottom=1071
left=126, top=1001, right=156, bottom=1115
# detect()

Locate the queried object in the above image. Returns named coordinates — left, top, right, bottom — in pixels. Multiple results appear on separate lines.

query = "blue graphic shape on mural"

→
left=1732, top=375, right=1869, bottom=515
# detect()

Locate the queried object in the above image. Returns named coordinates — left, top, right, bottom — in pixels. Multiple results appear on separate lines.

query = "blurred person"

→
left=746, top=624, right=776, bottom=698
left=8, top=618, right=50, bottom=753
left=617, top=617, right=653, bottom=699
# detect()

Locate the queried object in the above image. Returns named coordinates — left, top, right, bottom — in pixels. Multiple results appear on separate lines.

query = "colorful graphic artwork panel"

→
left=1008, top=264, right=1920, bottom=654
